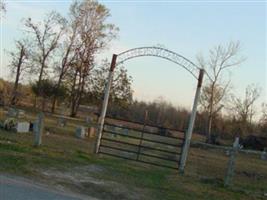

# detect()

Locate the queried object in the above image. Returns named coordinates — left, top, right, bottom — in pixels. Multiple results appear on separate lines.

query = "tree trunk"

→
left=206, top=84, right=215, bottom=143
left=69, top=69, right=78, bottom=117
left=11, top=48, right=24, bottom=106
left=51, top=74, right=63, bottom=113
left=11, top=69, right=20, bottom=105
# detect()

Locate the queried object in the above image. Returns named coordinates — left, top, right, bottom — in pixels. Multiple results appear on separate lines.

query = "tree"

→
left=231, top=84, right=261, bottom=137
left=1, top=0, right=6, bottom=14
left=260, top=103, right=267, bottom=133
left=51, top=17, right=78, bottom=113
left=67, top=0, right=118, bottom=117
left=24, top=11, right=66, bottom=102
left=31, top=79, right=67, bottom=111
left=8, top=40, right=29, bottom=105
left=198, top=41, right=244, bottom=143
left=88, top=60, right=133, bottom=107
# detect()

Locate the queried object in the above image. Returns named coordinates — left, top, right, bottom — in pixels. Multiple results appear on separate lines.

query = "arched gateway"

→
left=95, top=47, right=204, bottom=173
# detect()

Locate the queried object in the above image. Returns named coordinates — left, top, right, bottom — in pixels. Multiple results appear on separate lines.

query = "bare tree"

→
left=198, top=41, right=245, bottom=143
left=231, top=84, right=261, bottom=136
left=50, top=19, right=78, bottom=113
left=8, top=40, right=29, bottom=105
left=1, top=0, right=6, bottom=13
left=260, top=103, right=267, bottom=133
left=24, top=11, right=66, bottom=107
left=67, top=0, right=118, bottom=117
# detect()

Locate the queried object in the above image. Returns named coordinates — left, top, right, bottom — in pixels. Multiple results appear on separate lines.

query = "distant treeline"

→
left=106, top=98, right=267, bottom=141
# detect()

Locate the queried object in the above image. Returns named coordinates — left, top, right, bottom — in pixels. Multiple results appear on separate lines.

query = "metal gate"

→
left=98, top=119, right=185, bottom=170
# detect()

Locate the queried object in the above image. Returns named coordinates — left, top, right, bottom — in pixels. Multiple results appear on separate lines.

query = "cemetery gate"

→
left=95, top=46, right=205, bottom=173
left=98, top=119, right=185, bottom=170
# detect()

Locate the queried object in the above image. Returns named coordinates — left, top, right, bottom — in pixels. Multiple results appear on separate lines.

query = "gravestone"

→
left=34, top=113, right=44, bottom=146
left=17, top=110, right=26, bottom=118
left=224, top=137, right=239, bottom=186
left=85, top=116, right=92, bottom=124
left=16, top=122, right=30, bottom=133
left=58, top=104, right=67, bottom=127
left=76, top=126, right=86, bottom=139
left=123, top=128, right=128, bottom=136
left=261, top=148, right=267, bottom=160
left=88, top=127, right=96, bottom=138
left=7, top=108, right=18, bottom=118
left=109, top=126, right=117, bottom=138
left=58, top=117, right=66, bottom=127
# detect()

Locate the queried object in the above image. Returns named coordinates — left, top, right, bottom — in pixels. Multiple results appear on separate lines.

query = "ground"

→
left=0, top=108, right=266, bottom=200
left=0, top=174, right=92, bottom=200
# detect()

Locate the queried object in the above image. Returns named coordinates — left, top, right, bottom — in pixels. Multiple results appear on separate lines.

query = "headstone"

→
left=123, top=128, right=128, bottom=136
left=17, top=110, right=26, bottom=118
left=88, top=127, right=95, bottom=138
left=16, top=122, right=30, bottom=133
left=85, top=116, right=92, bottom=124
left=224, top=137, right=239, bottom=186
left=58, top=117, right=66, bottom=127
left=261, top=148, right=267, bottom=160
left=57, top=104, right=67, bottom=126
left=7, top=108, right=18, bottom=118
left=34, top=113, right=44, bottom=146
left=76, top=126, right=86, bottom=139
left=109, top=126, right=116, bottom=138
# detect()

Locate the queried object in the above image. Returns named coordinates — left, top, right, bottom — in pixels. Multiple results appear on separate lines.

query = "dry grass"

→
left=0, top=107, right=266, bottom=199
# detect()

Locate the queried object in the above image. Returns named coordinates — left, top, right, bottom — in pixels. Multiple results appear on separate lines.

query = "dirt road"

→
left=0, top=174, right=97, bottom=200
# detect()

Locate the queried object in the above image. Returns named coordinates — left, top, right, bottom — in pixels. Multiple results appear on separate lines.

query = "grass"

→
left=0, top=108, right=266, bottom=199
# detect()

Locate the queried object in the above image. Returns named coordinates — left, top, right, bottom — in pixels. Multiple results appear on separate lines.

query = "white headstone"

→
left=17, top=122, right=30, bottom=133
left=261, top=149, right=267, bottom=160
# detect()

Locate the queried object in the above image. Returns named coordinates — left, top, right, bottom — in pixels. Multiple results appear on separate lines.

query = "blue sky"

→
left=1, top=0, right=266, bottom=111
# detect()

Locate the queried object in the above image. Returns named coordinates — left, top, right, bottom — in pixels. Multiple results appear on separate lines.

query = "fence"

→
left=98, top=120, right=185, bottom=170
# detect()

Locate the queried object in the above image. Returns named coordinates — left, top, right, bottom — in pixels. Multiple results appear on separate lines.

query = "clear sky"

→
left=1, top=0, right=266, bottom=111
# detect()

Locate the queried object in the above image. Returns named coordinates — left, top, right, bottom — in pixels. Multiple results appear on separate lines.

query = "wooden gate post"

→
left=224, top=137, right=239, bottom=186
left=179, top=69, right=204, bottom=173
left=95, top=54, right=117, bottom=154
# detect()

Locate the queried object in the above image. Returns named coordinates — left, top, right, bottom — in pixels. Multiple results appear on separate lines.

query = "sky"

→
left=0, top=0, right=266, bottom=112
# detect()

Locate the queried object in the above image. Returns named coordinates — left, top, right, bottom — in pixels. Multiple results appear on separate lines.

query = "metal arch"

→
left=116, top=46, right=201, bottom=79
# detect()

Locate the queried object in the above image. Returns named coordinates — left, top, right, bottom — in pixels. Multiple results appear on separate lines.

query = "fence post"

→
left=95, top=54, right=117, bottom=154
left=136, top=110, right=148, bottom=161
left=179, top=69, right=204, bottom=173
left=34, top=112, right=44, bottom=146
left=224, top=137, right=239, bottom=186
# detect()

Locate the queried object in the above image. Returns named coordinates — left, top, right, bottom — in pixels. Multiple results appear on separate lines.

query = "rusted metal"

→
left=110, top=54, right=117, bottom=72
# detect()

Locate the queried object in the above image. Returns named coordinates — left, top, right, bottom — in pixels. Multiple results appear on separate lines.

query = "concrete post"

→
left=95, top=54, right=117, bottom=153
left=224, top=137, right=239, bottom=186
left=34, top=112, right=44, bottom=146
left=179, top=69, right=204, bottom=173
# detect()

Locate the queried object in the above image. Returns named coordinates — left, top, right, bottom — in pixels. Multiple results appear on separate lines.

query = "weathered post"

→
left=224, top=137, right=239, bottom=186
left=136, top=110, right=148, bottom=161
left=34, top=112, right=44, bottom=146
left=95, top=54, right=117, bottom=153
left=179, top=69, right=204, bottom=173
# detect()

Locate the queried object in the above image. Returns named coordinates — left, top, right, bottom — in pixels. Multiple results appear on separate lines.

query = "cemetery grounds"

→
left=0, top=107, right=266, bottom=200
